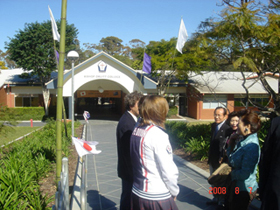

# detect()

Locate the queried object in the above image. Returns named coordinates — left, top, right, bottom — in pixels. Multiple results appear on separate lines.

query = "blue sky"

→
left=0, top=0, right=268, bottom=52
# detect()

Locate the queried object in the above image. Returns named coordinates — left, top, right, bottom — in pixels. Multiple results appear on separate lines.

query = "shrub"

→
left=185, top=136, right=210, bottom=161
left=8, top=107, right=45, bottom=121
left=166, top=121, right=212, bottom=149
left=0, top=119, right=75, bottom=209
left=167, top=106, right=178, bottom=118
left=0, top=105, right=17, bottom=134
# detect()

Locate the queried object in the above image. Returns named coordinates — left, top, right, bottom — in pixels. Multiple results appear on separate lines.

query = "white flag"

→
left=48, top=6, right=60, bottom=42
left=176, top=18, right=188, bottom=54
left=72, top=137, right=101, bottom=157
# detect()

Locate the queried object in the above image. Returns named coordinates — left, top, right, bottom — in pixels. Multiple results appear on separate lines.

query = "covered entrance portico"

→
left=76, top=89, right=122, bottom=120
left=46, top=51, right=157, bottom=120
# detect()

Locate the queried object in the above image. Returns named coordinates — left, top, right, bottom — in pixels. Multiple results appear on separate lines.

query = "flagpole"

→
left=140, top=48, right=145, bottom=85
left=165, top=48, right=177, bottom=95
left=53, top=30, right=68, bottom=138
left=166, top=17, right=182, bottom=95
left=56, top=0, right=67, bottom=185
left=166, top=17, right=188, bottom=95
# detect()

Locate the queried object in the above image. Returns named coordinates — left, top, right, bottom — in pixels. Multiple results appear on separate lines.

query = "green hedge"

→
left=0, top=120, right=76, bottom=209
left=8, top=107, right=45, bottom=121
left=167, top=106, right=178, bottom=118
left=166, top=121, right=212, bottom=160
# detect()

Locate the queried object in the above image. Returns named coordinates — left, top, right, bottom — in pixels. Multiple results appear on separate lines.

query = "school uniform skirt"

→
left=131, top=192, right=178, bottom=210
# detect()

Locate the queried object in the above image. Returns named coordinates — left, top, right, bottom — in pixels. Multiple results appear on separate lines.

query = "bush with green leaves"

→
left=0, top=119, right=75, bottom=209
left=184, top=136, right=210, bottom=161
left=0, top=105, right=17, bottom=134
left=167, top=106, right=178, bottom=118
left=166, top=121, right=211, bottom=160
left=8, top=107, right=45, bottom=121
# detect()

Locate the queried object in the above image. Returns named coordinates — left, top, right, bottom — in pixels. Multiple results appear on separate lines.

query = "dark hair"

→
left=140, top=95, right=169, bottom=128
left=226, top=111, right=239, bottom=124
left=138, top=95, right=147, bottom=117
left=124, top=91, right=142, bottom=111
left=214, top=107, right=227, bottom=116
left=238, top=109, right=261, bottom=134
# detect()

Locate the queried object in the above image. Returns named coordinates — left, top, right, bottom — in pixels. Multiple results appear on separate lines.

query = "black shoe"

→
left=206, top=200, right=218, bottom=205
left=216, top=204, right=225, bottom=210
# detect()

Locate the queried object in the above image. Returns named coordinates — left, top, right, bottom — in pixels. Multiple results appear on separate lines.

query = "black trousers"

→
left=225, top=190, right=255, bottom=210
left=131, top=193, right=178, bottom=210
left=120, top=179, right=133, bottom=210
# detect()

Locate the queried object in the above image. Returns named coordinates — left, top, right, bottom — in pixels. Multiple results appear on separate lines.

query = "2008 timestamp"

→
left=209, top=187, right=253, bottom=195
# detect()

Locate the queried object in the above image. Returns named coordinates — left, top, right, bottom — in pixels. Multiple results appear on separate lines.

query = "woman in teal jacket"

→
left=226, top=109, right=261, bottom=210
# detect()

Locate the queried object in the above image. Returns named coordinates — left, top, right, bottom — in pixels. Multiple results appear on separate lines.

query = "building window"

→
left=234, top=95, right=270, bottom=107
left=203, top=95, right=227, bottom=109
left=15, top=96, right=39, bottom=107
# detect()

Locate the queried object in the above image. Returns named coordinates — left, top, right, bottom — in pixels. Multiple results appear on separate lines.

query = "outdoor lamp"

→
left=98, top=86, right=104, bottom=93
left=67, top=50, right=79, bottom=138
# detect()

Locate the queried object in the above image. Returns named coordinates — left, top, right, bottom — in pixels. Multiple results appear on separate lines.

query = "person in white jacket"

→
left=130, top=95, right=179, bottom=210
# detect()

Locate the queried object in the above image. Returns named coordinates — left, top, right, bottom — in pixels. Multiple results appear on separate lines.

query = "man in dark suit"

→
left=116, top=91, right=142, bottom=210
left=207, top=107, right=231, bottom=208
left=259, top=116, right=280, bottom=210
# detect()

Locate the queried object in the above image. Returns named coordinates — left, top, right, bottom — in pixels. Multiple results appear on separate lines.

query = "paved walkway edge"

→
left=173, top=154, right=210, bottom=178
left=70, top=157, right=82, bottom=210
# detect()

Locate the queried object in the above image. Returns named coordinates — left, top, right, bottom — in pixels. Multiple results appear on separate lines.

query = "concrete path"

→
left=71, top=119, right=260, bottom=210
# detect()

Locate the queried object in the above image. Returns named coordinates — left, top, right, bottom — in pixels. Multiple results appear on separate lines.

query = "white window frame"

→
left=203, top=95, right=227, bottom=109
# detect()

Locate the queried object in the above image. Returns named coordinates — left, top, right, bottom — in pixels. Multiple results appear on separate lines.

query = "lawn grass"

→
left=0, top=126, right=40, bottom=146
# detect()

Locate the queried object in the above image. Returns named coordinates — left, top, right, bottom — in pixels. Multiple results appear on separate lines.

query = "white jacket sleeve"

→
left=153, top=130, right=180, bottom=197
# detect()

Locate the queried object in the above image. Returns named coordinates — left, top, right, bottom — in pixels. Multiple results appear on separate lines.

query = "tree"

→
left=64, top=39, right=95, bottom=69
left=183, top=1, right=280, bottom=115
left=6, top=20, right=78, bottom=115
left=0, top=61, right=7, bottom=69
left=132, top=38, right=197, bottom=95
left=84, top=36, right=135, bottom=66
left=0, top=50, right=16, bottom=69
left=84, top=36, right=124, bottom=56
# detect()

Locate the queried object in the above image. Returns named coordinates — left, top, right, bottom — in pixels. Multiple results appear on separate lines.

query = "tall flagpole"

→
left=165, top=47, right=177, bottom=95
left=53, top=41, right=68, bottom=137
left=56, top=0, right=67, bottom=185
left=166, top=17, right=188, bottom=94
left=140, top=48, right=145, bottom=85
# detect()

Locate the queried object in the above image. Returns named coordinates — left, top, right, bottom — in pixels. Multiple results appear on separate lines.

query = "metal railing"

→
left=81, top=123, right=87, bottom=210
left=53, top=123, right=87, bottom=210
left=52, top=157, right=69, bottom=210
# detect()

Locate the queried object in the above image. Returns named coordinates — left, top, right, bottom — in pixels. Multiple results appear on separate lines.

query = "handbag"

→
left=208, top=163, right=232, bottom=186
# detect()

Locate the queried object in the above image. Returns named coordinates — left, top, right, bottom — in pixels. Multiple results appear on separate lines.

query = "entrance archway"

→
left=46, top=52, right=157, bottom=120
left=75, top=90, right=124, bottom=120
left=73, top=78, right=130, bottom=120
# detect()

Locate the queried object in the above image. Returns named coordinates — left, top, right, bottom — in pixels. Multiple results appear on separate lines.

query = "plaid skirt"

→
left=131, top=192, right=178, bottom=210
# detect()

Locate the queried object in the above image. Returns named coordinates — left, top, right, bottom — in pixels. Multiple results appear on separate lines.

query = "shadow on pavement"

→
left=87, top=190, right=117, bottom=210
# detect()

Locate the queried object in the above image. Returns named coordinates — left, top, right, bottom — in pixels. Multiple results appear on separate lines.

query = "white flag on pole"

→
left=48, top=5, right=60, bottom=42
left=72, top=137, right=101, bottom=157
left=176, top=18, right=188, bottom=54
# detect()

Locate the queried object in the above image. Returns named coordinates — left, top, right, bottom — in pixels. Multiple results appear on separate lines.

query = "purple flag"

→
left=55, top=50, right=59, bottom=63
left=142, top=53, right=152, bottom=74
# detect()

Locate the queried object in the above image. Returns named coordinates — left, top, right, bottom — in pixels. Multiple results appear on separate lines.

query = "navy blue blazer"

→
left=208, top=121, right=231, bottom=170
left=116, top=111, right=136, bottom=182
